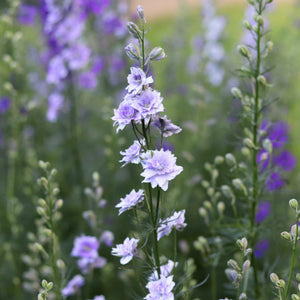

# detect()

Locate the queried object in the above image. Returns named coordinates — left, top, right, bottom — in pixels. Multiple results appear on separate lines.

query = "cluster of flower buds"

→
left=225, top=237, right=251, bottom=298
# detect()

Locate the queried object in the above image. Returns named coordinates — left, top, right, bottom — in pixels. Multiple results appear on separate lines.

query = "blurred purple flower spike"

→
left=18, top=4, right=38, bottom=25
left=254, top=239, right=270, bottom=259
left=0, top=97, right=11, bottom=114
left=255, top=201, right=271, bottom=224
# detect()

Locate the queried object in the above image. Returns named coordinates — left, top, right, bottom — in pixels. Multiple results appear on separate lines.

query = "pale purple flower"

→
left=71, top=235, right=99, bottom=259
left=47, top=93, right=64, bottom=122
left=157, top=210, right=187, bottom=240
left=78, top=256, right=107, bottom=274
left=102, top=11, right=127, bottom=37
left=63, top=44, right=91, bottom=70
left=254, top=239, right=269, bottom=259
left=131, top=89, right=164, bottom=121
left=145, top=275, right=175, bottom=300
left=141, top=150, right=183, bottom=191
left=54, top=15, right=85, bottom=46
left=112, top=100, right=141, bottom=132
left=0, top=97, right=11, bottom=114
left=149, top=260, right=178, bottom=281
left=120, top=140, right=145, bottom=166
left=274, top=150, right=297, bottom=171
left=92, top=56, right=105, bottom=75
left=115, top=189, right=144, bottom=215
left=47, top=56, right=68, bottom=84
left=152, top=115, right=182, bottom=138
left=18, top=4, right=37, bottom=25
left=111, top=237, right=139, bottom=265
left=78, top=71, right=98, bottom=90
left=255, top=201, right=271, bottom=224
left=100, top=230, right=114, bottom=247
left=84, top=0, right=110, bottom=15
left=126, top=67, right=153, bottom=95
left=205, top=61, right=225, bottom=86
left=62, top=275, right=85, bottom=297
left=266, top=172, right=285, bottom=191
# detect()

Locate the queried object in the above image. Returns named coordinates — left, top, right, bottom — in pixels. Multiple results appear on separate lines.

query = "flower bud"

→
left=199, top=207, right=207, bottom=217
left=201, top=180, right=210, bottom=189
left=203, top=201, right=212, bottom=211
left=242, top=260, right=251, bottom=273
left=289, top=199, right=298, bottom=210
left=231, top=87, right=243, bottom=99
left=207, top=187, right=215, bottom=197
left=243, top=138, right=255, bottom=149
left=221, top=185, right=234, bottom=198
left=137, top=5, right=145, bottom=21
left=292, top=295, right=300, bottom=300
left=296, top=273, right=300, bottom=282
left=237, top=237, right=248, bottom=252
left=263, top=138, right=272, bottom=153
left=239, top=293, right=247, bottom=300
left=243, top=20, right=252, bottom=30
left=270, top=273, right=279, bottom=283
left=232, top=178, right=248, bottom=196
left=125, top=43, right=140, bottom=61
left=276, top=279, right=286, bottom=289
left=127, top=22, right=141, bottom=39
left=217, top=202, right=225, bottom=216
left=255, top=15, right=264, bottom=26
left=257, top=75, right=267, bottom=86
left=227, top=259, right=240, bottom=271
left=149, top=47, right=166, bottom=61
left=241, top=147, right=251, bottom=158
left=214, top=156, right=224, bottom=165
left=225, top=153, right=237, bottom=168
left=281, top=231, right=292, bottom=242
left=42, top=279, right=48, bottom=288
left=204, top=162, right=212, bottom=172
left=237, top=45, right=250, bottom=59
left=46, top=282, right=53, bottom=290
left=267, top=40, right=273, bottom=50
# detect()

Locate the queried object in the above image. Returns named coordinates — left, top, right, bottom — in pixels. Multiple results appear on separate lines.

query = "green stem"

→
left=249, top=1, right=263, bottom=298
left=285, top=217, right=299, bottom=299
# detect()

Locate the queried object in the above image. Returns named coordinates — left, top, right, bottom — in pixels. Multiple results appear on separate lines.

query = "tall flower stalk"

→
left=231, top=0, right=274, bottom=297
left=111, top=6, right=192, bottom=299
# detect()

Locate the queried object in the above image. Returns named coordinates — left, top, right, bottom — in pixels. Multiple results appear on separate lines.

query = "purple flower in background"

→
left=102, top=11, right=127, bottom=37
left=255, top=201, right=271, bottom=224
left=112, top=100, right=141, bottom=132
left=145, top=275, right=175, bottom=300
left=18, top=4, right=37, bottom=25
left=115, top=189, right=144, bottom=215
left=92, top=56, right=105, bottom=75
left=77, top=256, right=107, bottom=274
left=266, top=172, right=285, bottom=191
left=131, top=89, right=164, bottom=120
left=274, top=150, right=297, bottom=171
left=141, top=150, right=183, bottom=191
left=47, top=93, right=64, bottom=122
left=254, top=239, right=270, bottom=259
left=71, top=235, right=99, bottom=259
left=62, top=275, right=85, bottom=297
left=0, top=97, right=11, bottom=114
left=152, top=115, right=182, bottom=138
left=47, top=56, right=68, bottom=84
left=120, top=140, right=145, bottom=166
left=63, top=43, right=91, bottom=70
left=100, top=230, right=114, bottom=247
left=111, top=237, right=139, bottom=265
left=149, top=260, right=178, bottom=281
left=268, top=121, right=289, bottom=149
left=78, top=71, right=98, bottom=90
left=157, top=210, right=187, bottom=240
left=126, top=67, right=153, bottom=95
left=84, top=0, right=110, bottom=15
